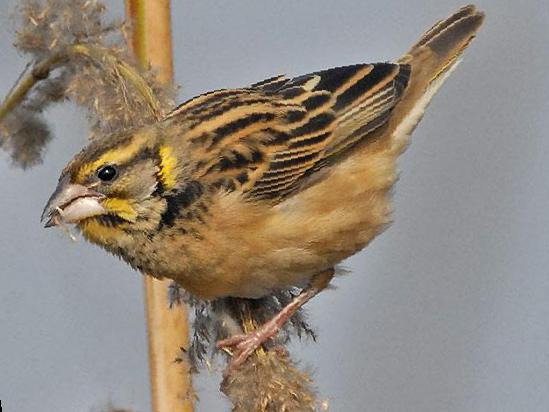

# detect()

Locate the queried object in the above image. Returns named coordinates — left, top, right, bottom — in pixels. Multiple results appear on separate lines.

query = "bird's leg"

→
left=217, top=268, right=334, bottom=376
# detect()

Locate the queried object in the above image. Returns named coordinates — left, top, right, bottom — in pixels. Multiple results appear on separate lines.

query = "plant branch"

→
left=0, top=43, right=162, bottom=129
left=0, top=52, right=64, bottom=126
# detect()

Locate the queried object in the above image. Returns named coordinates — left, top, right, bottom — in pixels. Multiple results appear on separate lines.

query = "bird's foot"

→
left=217, top=269, right=335, bottom=377
left=217, top=315, right=282, bottom=377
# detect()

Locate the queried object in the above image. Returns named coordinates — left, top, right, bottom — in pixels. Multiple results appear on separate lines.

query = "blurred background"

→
left=1, top=0, right=548, bottom=411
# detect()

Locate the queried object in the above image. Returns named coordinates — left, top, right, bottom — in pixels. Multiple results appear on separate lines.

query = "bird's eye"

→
left=97, top=165, right=118, bottom=182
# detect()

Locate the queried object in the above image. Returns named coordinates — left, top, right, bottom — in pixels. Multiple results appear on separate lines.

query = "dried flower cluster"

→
left=14, top=0, right=116, bottom=59
left=1, top=0, right=175, bottom=167
left=221, top=349, right=318, bottom=412
left=1, top=105, right=52, bottom=168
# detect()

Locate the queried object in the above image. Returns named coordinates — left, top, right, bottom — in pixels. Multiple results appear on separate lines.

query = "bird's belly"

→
left=171, top=148, right=397, bottom=300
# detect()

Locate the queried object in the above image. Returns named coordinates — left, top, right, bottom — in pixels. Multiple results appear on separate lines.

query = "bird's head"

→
left=41, top=126, right=180, bottom=242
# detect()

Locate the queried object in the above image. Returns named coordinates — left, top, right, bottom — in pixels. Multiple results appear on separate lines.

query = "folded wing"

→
left=246, top=62, right=411, bottom=200
left=170, top=63, right=410, bottom=202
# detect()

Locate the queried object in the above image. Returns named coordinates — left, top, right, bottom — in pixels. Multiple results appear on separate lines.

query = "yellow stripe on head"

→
left=75, top=132, right=148, bottom=182
left=158, top=145, right=178, bottom=190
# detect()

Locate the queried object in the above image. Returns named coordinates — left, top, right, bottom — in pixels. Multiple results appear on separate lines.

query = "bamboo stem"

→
left=124, top=2, right=194, bottom=412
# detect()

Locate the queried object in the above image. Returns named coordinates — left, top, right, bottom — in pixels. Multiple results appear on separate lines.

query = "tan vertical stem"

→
left=124, top=1, right=194, bottom=412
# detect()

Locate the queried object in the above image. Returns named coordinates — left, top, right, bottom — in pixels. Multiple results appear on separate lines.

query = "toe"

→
left=216, top=333, right=248, bottom=349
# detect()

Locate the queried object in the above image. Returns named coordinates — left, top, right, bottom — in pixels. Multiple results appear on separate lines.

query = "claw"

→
left=217, top=326, right=279, bottom=376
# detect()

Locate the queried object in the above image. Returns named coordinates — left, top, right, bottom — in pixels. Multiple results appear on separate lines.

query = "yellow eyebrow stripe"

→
left=158, top=145, right=178, bottom=190
left=75, top=134, right=147, bottom=181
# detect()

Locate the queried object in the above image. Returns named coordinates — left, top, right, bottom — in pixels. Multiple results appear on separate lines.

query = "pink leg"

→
left=217, top=269, right=334, bottom=376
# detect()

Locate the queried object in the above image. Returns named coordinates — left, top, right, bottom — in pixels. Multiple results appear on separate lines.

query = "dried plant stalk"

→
left=143, top=278, right=194, bottom=412
left=124, top=2, right=194, bottom=412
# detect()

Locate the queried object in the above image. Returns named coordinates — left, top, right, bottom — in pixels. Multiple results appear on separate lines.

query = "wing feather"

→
left=246, top=63, right=410, bottom=200
left=178, top=63, right=410, bottom=201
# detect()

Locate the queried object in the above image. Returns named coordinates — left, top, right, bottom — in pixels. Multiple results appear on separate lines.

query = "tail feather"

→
left=401, top=5, right=485, bottom=83
left=389, top=5, right=484, bottom=152
left=411, top=5, right=479, bottom=50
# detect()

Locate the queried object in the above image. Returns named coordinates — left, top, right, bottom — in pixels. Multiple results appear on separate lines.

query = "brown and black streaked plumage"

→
left=41, top=5, right=484, bottom=370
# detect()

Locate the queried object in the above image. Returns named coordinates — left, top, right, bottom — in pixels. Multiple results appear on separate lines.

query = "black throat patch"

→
left=160, top=180, right=204, bottom=227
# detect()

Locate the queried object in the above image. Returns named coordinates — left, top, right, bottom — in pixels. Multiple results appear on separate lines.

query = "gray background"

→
left=1, top=0, right=548, bottom=411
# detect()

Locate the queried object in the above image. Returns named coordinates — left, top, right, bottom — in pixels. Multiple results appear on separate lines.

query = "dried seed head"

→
left=221, top=349, right=318, bottom=412
left=2, top=0, right=175, bottom=167
left=1, top=106, right=51, bottom=168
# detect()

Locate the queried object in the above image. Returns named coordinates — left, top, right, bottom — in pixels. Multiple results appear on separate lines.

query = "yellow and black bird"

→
left=42, top=6, right=484, bottom=369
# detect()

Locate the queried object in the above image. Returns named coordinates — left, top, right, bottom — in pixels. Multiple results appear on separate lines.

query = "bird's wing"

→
left=248, top=63, right=411, bottom=201
left=174, top=63, right=410, bottom=201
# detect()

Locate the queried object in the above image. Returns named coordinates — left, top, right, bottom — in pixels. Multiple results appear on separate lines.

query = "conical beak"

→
left=41, top=175, right=106, bottom=227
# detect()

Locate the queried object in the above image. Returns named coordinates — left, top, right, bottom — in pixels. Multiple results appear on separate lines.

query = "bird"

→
left=41, top=5, right=485, bottom=371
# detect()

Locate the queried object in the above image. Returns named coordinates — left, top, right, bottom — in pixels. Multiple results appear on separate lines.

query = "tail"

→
left=390, top=5, right=485, bottom=152
left=400, top=4, right=485, bottom=85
